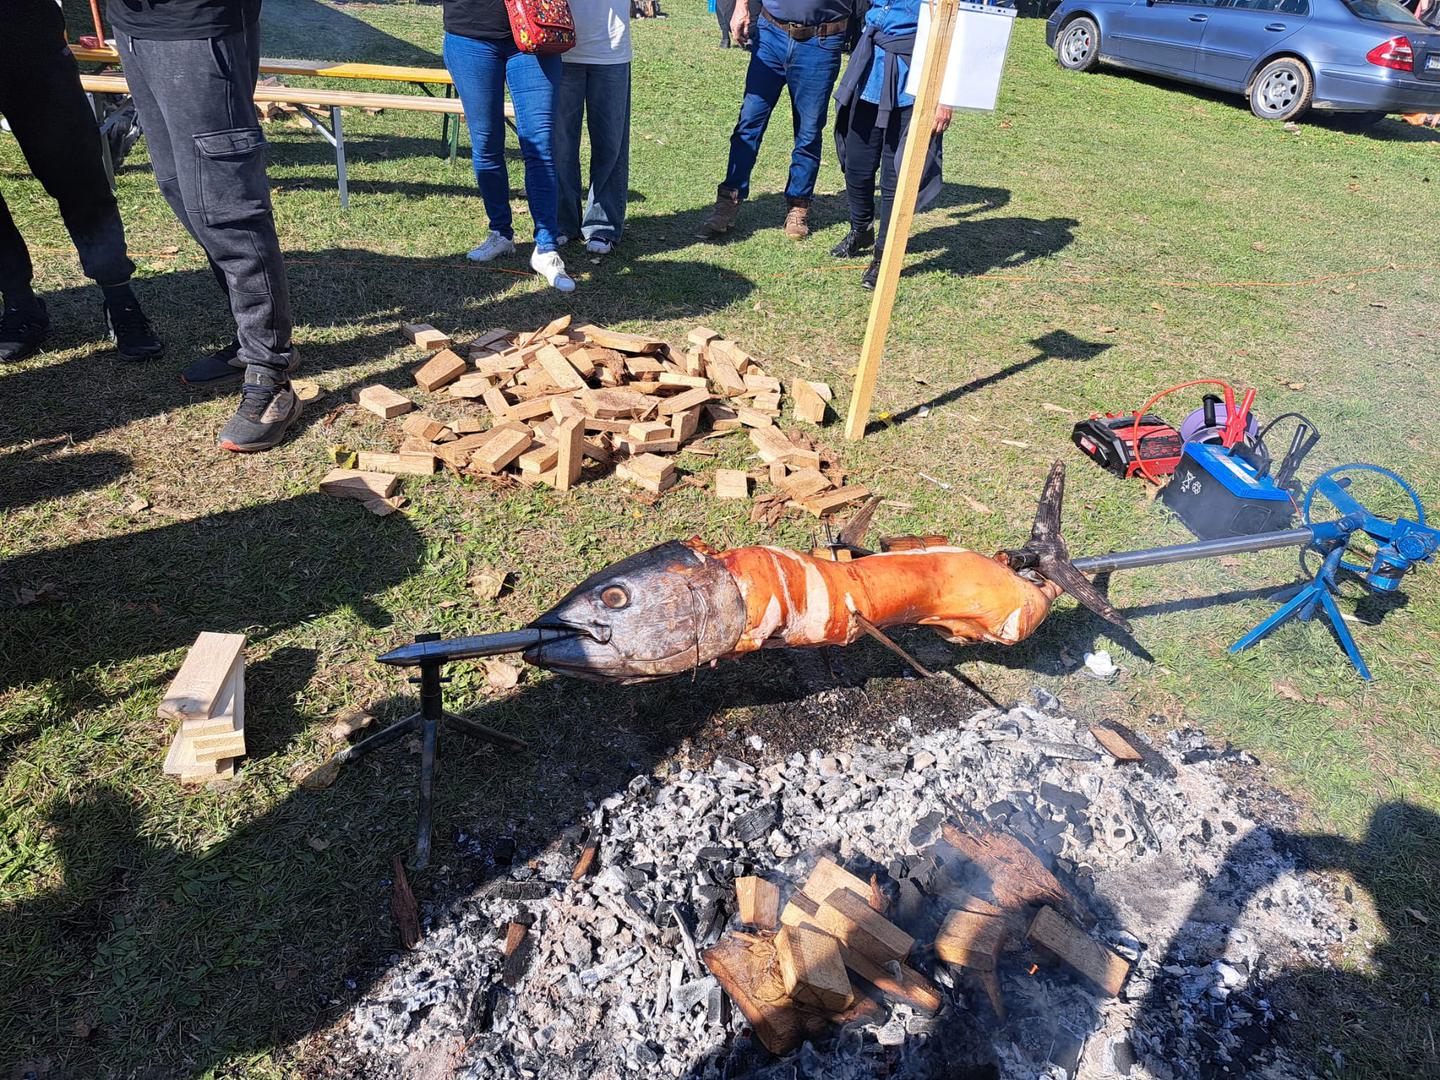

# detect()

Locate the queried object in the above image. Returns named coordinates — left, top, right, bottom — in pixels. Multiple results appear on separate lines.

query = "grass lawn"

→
left=3, top=0, right=1438, bottom=1075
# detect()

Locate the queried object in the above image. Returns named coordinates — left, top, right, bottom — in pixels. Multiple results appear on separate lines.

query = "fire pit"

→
left=340, top=689, right=1354, bottom=1078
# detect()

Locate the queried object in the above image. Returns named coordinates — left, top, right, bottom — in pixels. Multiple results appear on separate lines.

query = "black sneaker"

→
left=182, top=341, right=300, bottom=389
left=831, top=225, right=874, bottom=259
left=216, top=373, right=302, bottom=453
left=104, top=294, right=163, bottom=361
left=181, top=340, right=244, bottom=387
left=0, top=300, right=50, bottom=363
left=861, top=253, right=882, bottom=291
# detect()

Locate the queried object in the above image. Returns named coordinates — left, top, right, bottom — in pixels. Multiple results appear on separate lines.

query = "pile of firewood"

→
left=705, top=824, right=1133, bottom=1056
left=319, top=317, right=868, bottom=519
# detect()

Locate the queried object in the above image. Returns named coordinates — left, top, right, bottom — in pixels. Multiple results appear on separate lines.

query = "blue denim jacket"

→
left=859, top=0, right=920, bottom=106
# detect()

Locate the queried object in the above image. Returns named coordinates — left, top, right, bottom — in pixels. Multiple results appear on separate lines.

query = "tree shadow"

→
left=258, top=0, right=445, bottom=67
left=0, top=491, right=423, bottom=763
left=0, top=638, right=982, bottom=1076
left=1135, top=801, right=1440, bottom=1077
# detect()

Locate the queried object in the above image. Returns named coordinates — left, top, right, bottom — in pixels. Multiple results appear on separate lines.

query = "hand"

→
left=730, top=6, right=752, bottom=43
left=932, top=105, right=953, bottom=134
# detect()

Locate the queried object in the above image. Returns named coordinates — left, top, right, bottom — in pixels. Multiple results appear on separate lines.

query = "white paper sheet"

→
left=904, top=0, right=1017, bottom=113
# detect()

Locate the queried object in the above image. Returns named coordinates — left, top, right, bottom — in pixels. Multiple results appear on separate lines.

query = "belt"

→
left=760, top=8, right=849, bottom=40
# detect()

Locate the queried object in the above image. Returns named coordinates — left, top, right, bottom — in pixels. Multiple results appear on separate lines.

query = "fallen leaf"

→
left=1276, top=683, right=1306, bottom=702
left=307, top=836, right=330, bottom=852
left=16, top=582, right=64, bottom=606
left=486, top=660, right=522, bottom=690
left=1097, top=326, right=1119, bottom=334
left=960, top=493, right=992, bottom=515
left=292, top=379, right=322, bottom=402
left=328, top=706, right=374, bottom=742
left=328, top=445, right=357, bottom=468
left=125, top=498, right=150, bottom=514
left=1251, top=242, right=1268, bottom=253
left=297, top=759, right=341, bottom=790
left=470, top=565, right=510, bottom=601
left=1040, top=403, right=1071, bottom=414
left=392, top=854, right=422, bottom=948
left=999, top=439, right=1030, bottom=449
left=1406, top=907, right=1429, bottom=925
left=1283, top=121, right=1301, bottom=133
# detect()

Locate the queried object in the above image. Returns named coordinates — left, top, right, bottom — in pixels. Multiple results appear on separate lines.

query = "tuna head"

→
left=524, top=540, right=747, bottom=683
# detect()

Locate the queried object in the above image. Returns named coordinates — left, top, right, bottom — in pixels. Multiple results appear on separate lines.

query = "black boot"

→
left=861, top=251, right=882, bottom=290
left=831, top=224, right=874, bottom=259
left=0, top=297, right=50, bottom=363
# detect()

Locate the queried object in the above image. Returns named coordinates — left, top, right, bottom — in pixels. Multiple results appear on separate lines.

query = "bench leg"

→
left=331, top=105, right=349, bottom=210
left=446, top=85, right=460, bottom=166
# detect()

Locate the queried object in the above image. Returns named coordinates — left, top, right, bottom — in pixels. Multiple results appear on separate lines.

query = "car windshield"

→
left=1340, top=0, right=1424, bottom=24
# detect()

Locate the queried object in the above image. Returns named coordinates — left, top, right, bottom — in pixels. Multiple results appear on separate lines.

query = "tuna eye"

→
left=600, top=586, right=629, bottom=609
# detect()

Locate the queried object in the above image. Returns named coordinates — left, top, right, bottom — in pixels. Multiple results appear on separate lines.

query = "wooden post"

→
left=844, top=0, right=961, bottom=441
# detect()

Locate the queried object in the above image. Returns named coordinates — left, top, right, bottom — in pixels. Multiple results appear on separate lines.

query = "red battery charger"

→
left=1071, top=412, right=1184, bottom=479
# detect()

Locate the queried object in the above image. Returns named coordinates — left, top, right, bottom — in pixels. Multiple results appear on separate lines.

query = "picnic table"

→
left=70, top=44, right=509, bottom=208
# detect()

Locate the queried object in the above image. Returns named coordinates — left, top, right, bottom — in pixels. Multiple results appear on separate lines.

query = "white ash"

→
left=344, top=691, right=1353, bottom=1079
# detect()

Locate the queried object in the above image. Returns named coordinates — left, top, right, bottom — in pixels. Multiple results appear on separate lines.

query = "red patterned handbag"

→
left=504, top=0, right=576, bottom=54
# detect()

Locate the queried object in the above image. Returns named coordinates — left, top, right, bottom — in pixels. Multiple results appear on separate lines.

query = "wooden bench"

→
left=78, top=71, right=511, bottom=209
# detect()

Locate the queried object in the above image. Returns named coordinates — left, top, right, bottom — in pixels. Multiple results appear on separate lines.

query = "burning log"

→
left=735, top=875, right=780, bottom=929
left=776, top=924, right=854, bottom=1013
left=940, top=822, right=1076, bottom=915
left=1026, top=905, right=1131, bottom=997
left=814, top=888, right=914, bottom=967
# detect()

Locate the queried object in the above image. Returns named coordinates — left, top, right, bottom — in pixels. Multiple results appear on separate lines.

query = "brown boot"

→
left=784, top=201, right=811, bottom=239
left=698, top=186, right=741, bottom=237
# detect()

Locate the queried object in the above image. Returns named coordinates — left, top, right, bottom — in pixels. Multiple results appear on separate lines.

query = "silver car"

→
left=1045, top=0, right=1440, bottom=121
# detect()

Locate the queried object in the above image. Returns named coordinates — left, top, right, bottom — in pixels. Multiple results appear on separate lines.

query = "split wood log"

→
left=357, top=385, right=414, bottom=419
left=735, top=876, right=780, bottom=929
left=413, top=348, right=467, bottom=391
left=1027, top=905, right=1130, bottom=996
left=814, top=887, right=913, bottom=966
left=777, top=924, right=853, bottom=1013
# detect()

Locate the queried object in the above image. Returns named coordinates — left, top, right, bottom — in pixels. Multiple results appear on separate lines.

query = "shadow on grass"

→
left=872, top=328, right=1112, bottom=435
left=0, top=491, right=423, bottom=759
left=1135, top=801, right=1440, bottom=1078
left=0, top=245, right=756, bottom=451
left=0, top=638, right=951, bottom=1075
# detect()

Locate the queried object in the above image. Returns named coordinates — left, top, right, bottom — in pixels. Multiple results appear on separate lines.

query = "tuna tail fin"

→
left=997, top=461, right=1132, bottom=632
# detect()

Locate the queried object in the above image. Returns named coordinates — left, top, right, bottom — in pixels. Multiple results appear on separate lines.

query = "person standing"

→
left=697, top=0, right=854, bottom=240
left=443, top=0, right=576, bottom=292
left=552, top=0, right=632, bottom=255
left=830, top=0, right=950, bottom=289
left=108, top=0, right=301, bottom=452
left=0, top=0, right=162, bottom=364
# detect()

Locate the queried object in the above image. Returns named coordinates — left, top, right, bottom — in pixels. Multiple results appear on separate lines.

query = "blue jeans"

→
left=553, top=62, right=631, bottom=243
left=722, top=18, right=844, bottom=203
left=443, top=32, right=563, bottom=252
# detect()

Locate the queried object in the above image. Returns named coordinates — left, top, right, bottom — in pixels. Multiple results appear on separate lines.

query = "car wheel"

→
left=1249, top=58, right=1312, bottom=122
left=1056, top=16, right=1101, bottom=72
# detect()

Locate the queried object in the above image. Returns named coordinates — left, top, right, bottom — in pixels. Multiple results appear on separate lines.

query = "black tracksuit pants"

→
left=115, top=18, right=295, bottom=380
left=841, top=97, right=911, bottom=251
left=0, top=0, right=136, bottom=297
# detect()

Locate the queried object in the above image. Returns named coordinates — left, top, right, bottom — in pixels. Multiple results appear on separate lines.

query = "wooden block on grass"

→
left=517, top=442, right=559, bottom=475
left=934, top=908, right=1007, bottom=972
left=797, top=485, right=871, bottom=518
left=744, top=373, right=781, bottom=395
left=1027, top=906, right=1130, bottom=996
left=616, top=453, right=676, bottom=493
left=535, top=344, right=588, bottom=391
left=357, top=385, right=414, bottom=419
left=471, top=428, right=534, bottom=473
left=687, top=326, right=721, bottom=348
left=703, top=348, right=746, bottom=396
left=159, top=632, right=246, bottom=723
left=777, top=924, right=854, bottom=1014
left=555, top=416, right=585, bottom=491
left=791, top=378, right=829, bottom=423
left=715, top=469, right=750, bottom=500
left=320, top=469, right=401, bottom=501
left=576, top=325, right=668, bottom=354
left=403, top=322, right=450, bottom=351
left=749, top=426, right=802, bottom=465
left=401, top=413, right=451, bottom=442
left=778, top=467, right=832, bottom=501
left=735, top=876, right=780, bottom=928
left=657, top=387, right=714, bottom=416
left=414, top=348, right=468, bottom=391
left=447, top=372, right=493, bottom=399
left=671, top=407, right=702, bottom=443
left=355, top=451, right=437, bottom=476
left=814, top=887, right=913, bottom=966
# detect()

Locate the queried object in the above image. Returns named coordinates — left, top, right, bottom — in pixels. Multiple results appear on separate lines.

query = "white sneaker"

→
left=466, top=230, right=516, bottom=263
left=531, top=249, right=576, bottom=293
left=585, top=237, right=615, bottom=255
